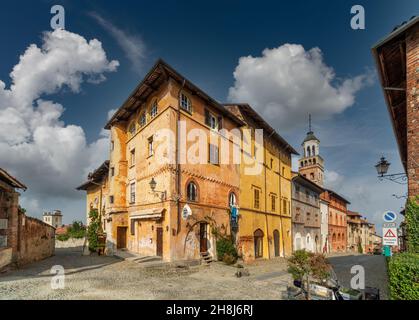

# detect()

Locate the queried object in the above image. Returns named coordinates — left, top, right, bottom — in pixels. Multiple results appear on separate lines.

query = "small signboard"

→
left=383, top=227, right=398, bottom=246
left=182, top=204, right=192, bottom=220
left=383, top=222, right=396, bottom=228
left=382, top=211, right=397, bottom=223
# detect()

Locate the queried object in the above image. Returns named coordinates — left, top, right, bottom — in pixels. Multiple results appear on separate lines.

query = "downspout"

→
left=265, top=130, right=275, bottom=259
left=264, top=147, right=270, bottom=259
left=176, top=79, right=186, bottom=235
left=279, top=150, right=286, bottom=258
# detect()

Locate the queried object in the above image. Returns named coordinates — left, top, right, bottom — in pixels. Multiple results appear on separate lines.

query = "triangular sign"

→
left=384, top=229, right=396, bottom=238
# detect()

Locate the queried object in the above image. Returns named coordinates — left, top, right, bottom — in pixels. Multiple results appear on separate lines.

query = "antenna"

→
left=308, top=114, right=312, bottom=133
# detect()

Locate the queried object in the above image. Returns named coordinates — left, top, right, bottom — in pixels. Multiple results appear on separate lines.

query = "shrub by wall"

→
left=216, top=237, right=238, bottom=264
left=388, top=252, right=419, bottom=300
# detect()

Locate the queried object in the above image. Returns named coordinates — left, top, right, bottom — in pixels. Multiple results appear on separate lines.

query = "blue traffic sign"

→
left=382, top=211, right=397, bottom=223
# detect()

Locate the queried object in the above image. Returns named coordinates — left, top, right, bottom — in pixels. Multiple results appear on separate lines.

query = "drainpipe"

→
left=279, top=150, right=286, bottom=258
left=264, top=146, right=270, bottom=259
left=176, top=79, right=186, bottom=235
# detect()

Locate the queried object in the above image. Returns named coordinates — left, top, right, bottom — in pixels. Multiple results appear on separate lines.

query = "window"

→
left=204, top=109, right=220, bottom=130
left=283, top=199, right=287, bottom=215
left=109, top=195, right=114, bottom=204
left=270, top=158, right=273, bottom=169
left=180, top=93, right=192, bottom=112
left=139, top=113, right=146, bottom=127
left=271, top=194, right=276, bottom=211
left=129, top=122, right=136, bottom=136
left=150, top=100, right=158, bottom=118
left=187, top=182, right=198, bottom=202
left=130, top=219, right=135, bottom=236
left=110, top=167, right=115, bottom=177
left=209, top=143, right=219, bottom=165
left=310, top=173, right=315, bottom=180
left=307, top=212, right=311, bottom=222
left=282, top=167, right=285, bottom=176
left=130, top=182, right=135, bottom=204
left=254, top=189, right=260, bottom=209
left=130, top=149, right=136, bottom=166
left=148, top=136, right=154, bottom=157
left=111, top=140, right=114, bottom=151
left=306, top=191, right=310, bottom=201
left=229, top=192, right=237, bottom=207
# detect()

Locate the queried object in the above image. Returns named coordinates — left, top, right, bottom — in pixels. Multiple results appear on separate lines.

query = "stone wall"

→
left=55, top=237, right=85, bottom=248
left=16, top=215, right=55, bottom=267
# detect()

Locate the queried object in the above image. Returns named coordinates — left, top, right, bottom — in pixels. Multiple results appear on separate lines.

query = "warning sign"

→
left=383, top=227, right=398, bottom=246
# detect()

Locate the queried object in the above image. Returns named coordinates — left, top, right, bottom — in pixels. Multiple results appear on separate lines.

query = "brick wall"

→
left=406, top=24, right=419, bottom=198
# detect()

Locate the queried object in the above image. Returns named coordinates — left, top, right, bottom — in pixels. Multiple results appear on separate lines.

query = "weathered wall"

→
left=55, top=237, right=85, bottom=248
left=17, top=215, right=55, bottom=266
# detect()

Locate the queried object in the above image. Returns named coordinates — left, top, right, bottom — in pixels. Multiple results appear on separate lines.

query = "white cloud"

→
left=89, top=12, right=146, bottom=73
left=228, top=44, right=374, bottom=131
left=324, top=170, right=344, bottom=190
left=0, top=29, right=118, bottom=219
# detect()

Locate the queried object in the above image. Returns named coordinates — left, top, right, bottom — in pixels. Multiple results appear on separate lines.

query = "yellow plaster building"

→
left=225, top=104, right=298, bottom=261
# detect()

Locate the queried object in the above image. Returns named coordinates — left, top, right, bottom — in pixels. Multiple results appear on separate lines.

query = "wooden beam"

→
left=384, top=87, right=406, bottom=91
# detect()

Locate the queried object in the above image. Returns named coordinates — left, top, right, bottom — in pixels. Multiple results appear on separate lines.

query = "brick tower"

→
left=298, top=115, right=324, bottom=186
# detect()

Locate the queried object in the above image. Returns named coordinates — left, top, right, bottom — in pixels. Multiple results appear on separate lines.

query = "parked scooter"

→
left=287, top=269, right=380, bottom=300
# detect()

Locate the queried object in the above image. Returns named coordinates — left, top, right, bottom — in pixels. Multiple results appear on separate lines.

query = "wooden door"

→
left=200, top=223, right=208, bottom=253
left=273, top=230, right=280, bottom=257
left=117, top=227, right=127, bottom=249
left=156, top=227, right=163, bottom=257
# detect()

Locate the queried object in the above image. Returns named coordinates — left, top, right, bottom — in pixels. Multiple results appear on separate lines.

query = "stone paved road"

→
left=328, top=254, right=389, bottom=300
left=0, top=248, right=292, bottom=300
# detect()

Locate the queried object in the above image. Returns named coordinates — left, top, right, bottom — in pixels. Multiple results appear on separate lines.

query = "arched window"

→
left=307, top=146, right=311, bottom=157
left=186, top=181, right=198, bottom=202
left=337, top=233, right=341, bottom=241
left=139, top=112, right=146, bottom=127
left=300, top=161, right=304, bottom=167
left=128, top=122, right=136, bottom=136
left=332, top=233, right=336, bottom=242
left=312, top=145, right=315, bottom=156
left=229, top=192, right=237, bottom=207
left=180, top=93, right=192, bottom=112
left=150, top=100, right=158, bottom=118
left=313, top=158, right=316, bottom=164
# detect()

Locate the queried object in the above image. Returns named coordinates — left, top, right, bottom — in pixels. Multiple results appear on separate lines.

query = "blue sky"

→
left=0, top=0, right=416, bottom=233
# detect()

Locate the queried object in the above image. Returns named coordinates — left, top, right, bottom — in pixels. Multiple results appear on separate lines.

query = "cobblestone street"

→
left=0, top=248, right=293, bottom=300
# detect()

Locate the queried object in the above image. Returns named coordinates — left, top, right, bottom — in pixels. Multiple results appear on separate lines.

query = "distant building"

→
left=320, top=197, right=330, bottom=253
left=43, top=210, right=63, bottom=228
left=292, top=172, right=324, bottom=253
left=297, top=118, right=350, bottom=253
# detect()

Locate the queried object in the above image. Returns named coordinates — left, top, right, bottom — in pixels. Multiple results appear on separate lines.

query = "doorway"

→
left=199, top=223, right=208, bottom=253
left=156, top=227, right=163, bottom=257
left=254, top=229, right=264, bottom=258
left=273, top=230, right=280, bottom=257
left=116, top=226, right=127, bottom=249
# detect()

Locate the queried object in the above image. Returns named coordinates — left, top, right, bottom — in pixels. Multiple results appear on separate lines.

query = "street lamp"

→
left=375, top=156, right=407, bottom=185
left=149, top=177, right=166, bottom=201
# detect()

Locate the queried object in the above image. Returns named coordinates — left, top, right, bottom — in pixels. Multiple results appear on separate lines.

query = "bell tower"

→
left=298, top=115, right=324, bottom=186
